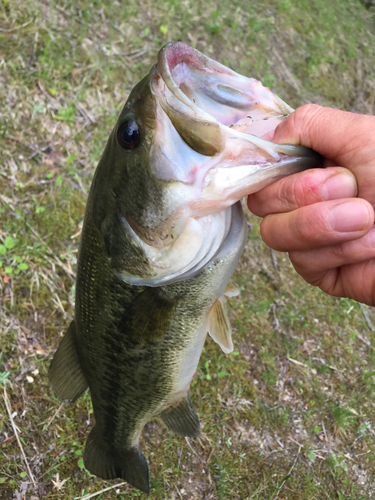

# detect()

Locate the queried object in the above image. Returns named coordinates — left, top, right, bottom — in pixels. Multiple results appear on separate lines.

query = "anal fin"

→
left=48, top=320, right=88, bottom=403
left=160, top=393, right=200, bottom=438
left=208, top=296, right=234, bottom=353
left=84, top=426, right=149, bottom=493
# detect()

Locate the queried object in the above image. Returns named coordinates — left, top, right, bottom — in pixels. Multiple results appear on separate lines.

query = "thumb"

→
left=272, top=104, right=370, bottom=163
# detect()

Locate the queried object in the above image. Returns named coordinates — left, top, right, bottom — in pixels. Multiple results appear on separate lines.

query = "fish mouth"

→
left=155, top=41, right=293, bottom=153
left=151, top=41, right=322, bottom=211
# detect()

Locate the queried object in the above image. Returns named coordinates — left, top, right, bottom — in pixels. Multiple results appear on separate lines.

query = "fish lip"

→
left=153, top=42, right=225, bottom=157
left=157, top=42, right=199, bottom=112
left=156, top=42, right=230, bottom=120
left=155, top=41, right=292, bottom=137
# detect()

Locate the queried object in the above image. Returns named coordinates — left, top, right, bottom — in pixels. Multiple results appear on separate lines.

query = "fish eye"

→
left=117, top=120, right=141, bottom=150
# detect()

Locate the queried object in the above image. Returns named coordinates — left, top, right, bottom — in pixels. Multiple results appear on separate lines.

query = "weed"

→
left=326, top=453, right=349, bottom=477
left=0, top=236, right=29, bottom=277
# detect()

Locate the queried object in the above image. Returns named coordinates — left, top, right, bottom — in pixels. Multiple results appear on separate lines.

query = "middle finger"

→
left=260, top=198, right=374, bottom=252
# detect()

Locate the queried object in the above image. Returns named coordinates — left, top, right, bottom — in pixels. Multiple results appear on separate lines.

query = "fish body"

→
left=49, top=42, right=322, bottom=493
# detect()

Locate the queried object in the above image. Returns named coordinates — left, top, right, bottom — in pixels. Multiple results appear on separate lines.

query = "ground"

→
left=1, top=0, right=375, bottom=499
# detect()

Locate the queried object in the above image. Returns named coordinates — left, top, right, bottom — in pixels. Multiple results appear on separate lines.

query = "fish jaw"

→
left=150, top=41, right=323, bottom=217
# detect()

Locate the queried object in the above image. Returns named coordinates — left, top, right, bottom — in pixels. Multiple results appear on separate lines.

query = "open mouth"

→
left=154, top=42, right=294, bottom=156
left=151, top=42, right=322, bottom=211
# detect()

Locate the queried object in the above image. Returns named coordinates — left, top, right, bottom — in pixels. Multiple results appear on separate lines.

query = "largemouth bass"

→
left=49, top=42, right=321, bottom=493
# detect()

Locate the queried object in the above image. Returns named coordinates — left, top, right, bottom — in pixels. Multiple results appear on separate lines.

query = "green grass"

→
left=1, top=0, right=375, bottom=498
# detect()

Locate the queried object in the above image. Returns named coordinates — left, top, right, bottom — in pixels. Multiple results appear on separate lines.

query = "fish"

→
left=49, top=42, right=322, bottom=493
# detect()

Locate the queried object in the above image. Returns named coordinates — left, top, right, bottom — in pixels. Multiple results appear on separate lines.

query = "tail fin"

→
left=84, top=426, right=149, bottom=493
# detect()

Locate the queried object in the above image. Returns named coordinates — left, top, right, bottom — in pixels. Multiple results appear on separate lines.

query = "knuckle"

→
left=288, top=250, right=307, bottom=271
left=294, top=208, right=326, bottom=244
left=290, top=104, right=323, bottom=147
left=329, top=241, right=347, bottom=262
left=276, top=175, right=301, bottom=210
left=288, top=172, right=315, bottom=208
left=259, top=216, right=276, bottom=247
left=294, top=103, right=322, bottom=125
left=271, top=173, right=312, bottom=212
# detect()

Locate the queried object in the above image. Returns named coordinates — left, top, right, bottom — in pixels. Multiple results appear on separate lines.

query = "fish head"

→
left=92, top=70, right=163, bottom=230
left=90, top=42, right=322, bottom=286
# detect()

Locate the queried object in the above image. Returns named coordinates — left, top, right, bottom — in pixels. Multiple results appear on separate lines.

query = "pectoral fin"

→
left=160, top=393, right=200, bottom=437
left=48, top=320, right=88, bottom=403
left=208, top=296, right=234, bottom=353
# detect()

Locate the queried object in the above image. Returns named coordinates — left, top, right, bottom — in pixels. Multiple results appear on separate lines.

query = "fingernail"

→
left=321, top=174, right=357, bottom=201
left=327, top=201, right=370, bottom=232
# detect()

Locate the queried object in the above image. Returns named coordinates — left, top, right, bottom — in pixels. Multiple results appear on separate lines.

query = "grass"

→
left=1, top=0, right=375, bottom=498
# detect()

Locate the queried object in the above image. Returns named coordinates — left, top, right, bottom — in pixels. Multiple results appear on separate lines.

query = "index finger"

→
left=247, top=166, right=357, bottom=217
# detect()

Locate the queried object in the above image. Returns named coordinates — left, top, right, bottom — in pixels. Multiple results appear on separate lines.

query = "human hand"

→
left=247, top=104, right=375, bottom=306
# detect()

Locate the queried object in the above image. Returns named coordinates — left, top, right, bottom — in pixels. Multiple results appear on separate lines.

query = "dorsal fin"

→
left=208, top=296, right=234, bottom=353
